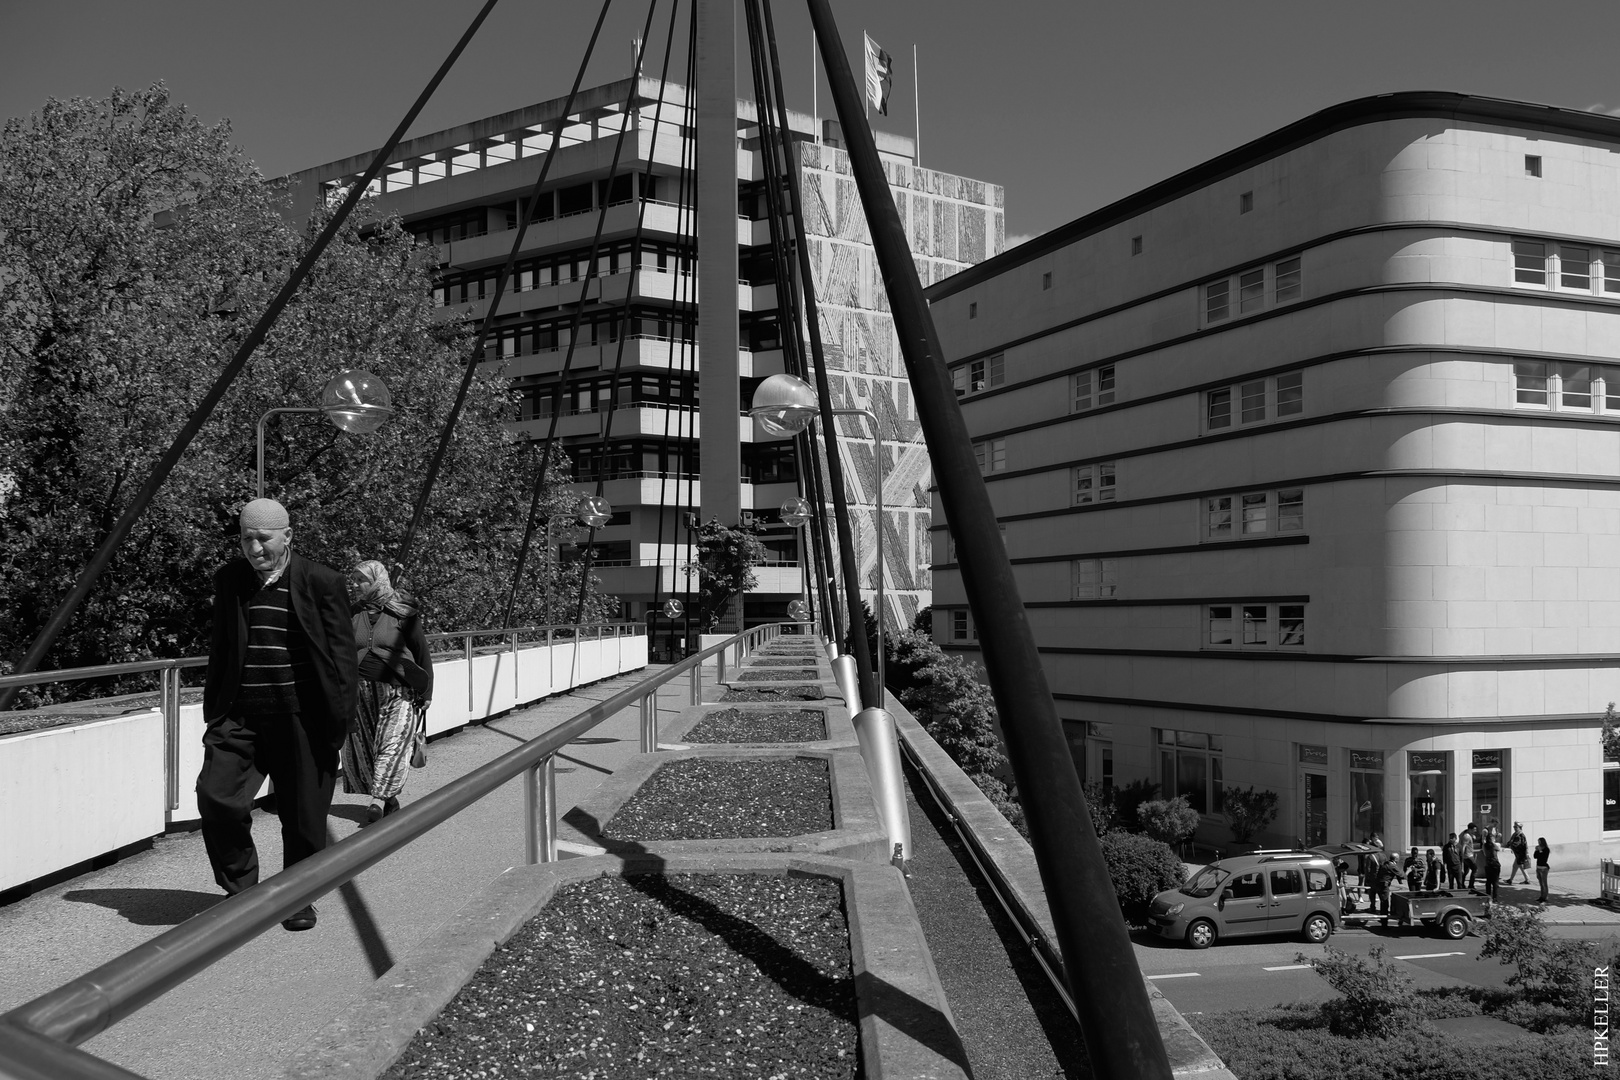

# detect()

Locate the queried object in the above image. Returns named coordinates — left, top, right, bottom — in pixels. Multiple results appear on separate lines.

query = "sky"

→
left=5, top=2, right=1620, bottom=245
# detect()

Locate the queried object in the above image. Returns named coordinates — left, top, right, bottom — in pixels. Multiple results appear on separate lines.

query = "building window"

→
left=973, top=438, right=1006, bottom=474
left=1073, top=365, right=1116, bottom=411
left=1204, top=488, right=1304, bottom=540
left=951, top=609, right=977, bottom=641
left=1071, top=558, right=1117, bottom=600
left=1515, top=360, right=1548, bottom=405
left=1042, top=272, right=1053, bottom=290
left=969, top=302, right=978, bottom=319
left=1204, top=371, right=1303, bottom=432
left=1525, top=154, right=1542, bottom=178
left=1350, top=750, right=1385, bottom=842
left=1562, top=246, right=1593, bottom=291
left=971, top=354, right=1005, bottom=392
left=1203, top=256, right=1302, bottom=324
left=1409, top=751, right=1448, bottom=849
left=1131, top=235, right=1143, bottom=256
left=1603, top=250, right=1620, bottom=295
left=1159, top=729, right=1224, bottom=815
left=1513, top=239, right=1547, bottom=284
left=1561, top=363, right=1592, bottom=409
left=1074, top=462, right=1116, bottom=505
left=1275, top=257, right=1302, bottom=303
left=1207, top=603, right=1305, bottom=649
left=1513, top=357, right=1620, bottom=413
left=1239, top=191, right=1254, bottom=214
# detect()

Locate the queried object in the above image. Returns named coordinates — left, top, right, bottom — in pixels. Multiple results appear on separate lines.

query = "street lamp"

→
left=541, top=494, right=614, bottom=623
left=750, top=373, right=910, bottom=863
left=779, top=495, right=816, bottom=629
left=751, top=374, right=886, bottom=692
left=256, top=368, right=393, bottom=498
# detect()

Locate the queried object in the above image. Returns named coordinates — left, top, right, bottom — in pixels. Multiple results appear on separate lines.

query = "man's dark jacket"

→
left=204, top=552, right=359, bottom=746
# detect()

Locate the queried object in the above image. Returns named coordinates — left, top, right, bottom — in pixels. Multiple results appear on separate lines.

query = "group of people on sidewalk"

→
left=195, top=498, right=435, bottom=931
left=1351, top=822, right=1552, bottom=915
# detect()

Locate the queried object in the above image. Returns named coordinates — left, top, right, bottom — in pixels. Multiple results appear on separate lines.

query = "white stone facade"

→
left=924, top=94, right=1620, bottom=867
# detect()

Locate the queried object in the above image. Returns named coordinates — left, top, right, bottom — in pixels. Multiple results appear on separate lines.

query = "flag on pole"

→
left=864, top=33, right=894, bottom=116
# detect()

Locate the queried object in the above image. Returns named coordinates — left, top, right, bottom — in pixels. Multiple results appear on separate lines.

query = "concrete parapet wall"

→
left=0, top=634, right=648, bottom=894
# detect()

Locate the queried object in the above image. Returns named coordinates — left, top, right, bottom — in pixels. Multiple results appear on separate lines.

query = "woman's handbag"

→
left=409, top=698, right=429, bottom=768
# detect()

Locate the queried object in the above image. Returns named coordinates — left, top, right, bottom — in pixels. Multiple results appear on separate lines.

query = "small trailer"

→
left=1386, top=890, right=1490, bottom=939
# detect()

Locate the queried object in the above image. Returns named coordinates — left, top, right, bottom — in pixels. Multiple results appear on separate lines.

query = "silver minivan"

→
left=1147, top=852, right=1340, bottom=949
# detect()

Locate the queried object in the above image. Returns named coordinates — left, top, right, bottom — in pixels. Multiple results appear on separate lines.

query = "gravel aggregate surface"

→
left=381, top=873, right=859, bottom=1080
left=737, top=669, right=817, bottom=682
left=749, top=658, right=819, bottom=667
left=721, top=685, right=825, bottom=702
left=684, top=709, right=827, bottom=743
left=603, top=757, right=834, bottom=841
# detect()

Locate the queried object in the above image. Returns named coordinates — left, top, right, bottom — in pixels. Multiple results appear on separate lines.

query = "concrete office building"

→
left=282, top=77, right=1001, bottom=633
left=925, top=92, right=1620, bottom=867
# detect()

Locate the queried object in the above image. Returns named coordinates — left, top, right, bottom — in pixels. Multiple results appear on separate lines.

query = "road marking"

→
left=1146, top=972, right=1201, bottom=980
left=1262, top=964, right=1312, bottom=971
left=1393, top=951, right=1465, bottom=960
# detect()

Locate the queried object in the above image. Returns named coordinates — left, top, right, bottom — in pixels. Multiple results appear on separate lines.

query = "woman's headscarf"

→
left=350, top=560, right=415, bottom=617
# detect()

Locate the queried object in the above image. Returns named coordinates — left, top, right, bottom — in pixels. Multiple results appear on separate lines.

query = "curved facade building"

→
left=925, top=92, right=1620, bottom=866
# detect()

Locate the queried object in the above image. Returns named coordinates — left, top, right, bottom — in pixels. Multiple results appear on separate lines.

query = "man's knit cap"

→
left=239, top=498, right=290, bottom=531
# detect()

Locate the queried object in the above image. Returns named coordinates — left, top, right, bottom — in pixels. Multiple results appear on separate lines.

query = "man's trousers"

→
left=196, top=712, right=337, bottom=895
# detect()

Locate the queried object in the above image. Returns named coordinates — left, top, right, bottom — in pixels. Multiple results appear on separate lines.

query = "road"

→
left=1131, top=920, right=1620, bottom=1016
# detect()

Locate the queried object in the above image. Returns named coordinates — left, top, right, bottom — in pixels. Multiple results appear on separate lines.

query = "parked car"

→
left=1148, top=851, right=1341, bottom=949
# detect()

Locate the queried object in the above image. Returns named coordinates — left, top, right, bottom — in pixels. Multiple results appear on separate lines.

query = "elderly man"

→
left=197, top=498, right=357, bottom=930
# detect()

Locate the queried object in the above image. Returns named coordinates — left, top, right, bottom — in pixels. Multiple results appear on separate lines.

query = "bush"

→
left=1136, top=796, right=1199, bottom=847
left=1190, top=1004, right=1591, bottom=1080
left=1112, top=778, right=1160, bottom=834
left=1099, top=831, right=1185, bottom=917
left=971, top=773, right=1028, bottom=840
left=1478, top=901, right=1603, bottom=1015
left=1223, top=785, right=1279, bottom=844
left=1081, top=779, right=1117, bottom=837
left=1296, top=944, right=1420, bottom=1037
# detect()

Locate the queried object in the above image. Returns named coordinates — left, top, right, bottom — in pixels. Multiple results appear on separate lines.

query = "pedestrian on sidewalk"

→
left=196, top=499, right=358, bottom=932
left=1507, top=822, right=1532, bottom=885
left=1534, top=836, right=1551, bottom=903
left=1443, top=833, right=1463, bottom=890
left=1482, top=830, right=1502, bottom=901
left=1460, top=823, right=1478, bottom=891
left=341, top=560, right=435, bottom=824
left=1423, top=848, right=1440, bottom=891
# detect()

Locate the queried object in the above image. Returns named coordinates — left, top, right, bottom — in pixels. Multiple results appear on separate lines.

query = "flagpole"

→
left=913, top=43, right=920, bottom=165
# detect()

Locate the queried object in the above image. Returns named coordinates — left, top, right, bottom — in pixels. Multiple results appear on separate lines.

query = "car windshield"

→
left=1181, top=865, right=1230, bottom=898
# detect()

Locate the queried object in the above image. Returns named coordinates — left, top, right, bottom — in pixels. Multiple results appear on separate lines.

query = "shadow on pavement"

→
left=63, top=888, right=222, bottom=926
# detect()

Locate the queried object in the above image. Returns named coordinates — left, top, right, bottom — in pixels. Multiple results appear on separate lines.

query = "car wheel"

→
left=1303, top=913, right=1333, bottom=944
left=1442, top=913, right=1469, bottom=940
left=1186, top=919, right=1217, bottom=950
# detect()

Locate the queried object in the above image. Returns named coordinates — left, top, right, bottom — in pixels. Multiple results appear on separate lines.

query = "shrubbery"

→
left=1478, top=901, right=1613, bottom=1019
left=1136, top=796, right=1200, bottom=847
left=1296, top=944, right=1420, bottom=1037
left=1223, top=785, right=1279, bottom=844
left=1099, top=830, right=1185, bottom=917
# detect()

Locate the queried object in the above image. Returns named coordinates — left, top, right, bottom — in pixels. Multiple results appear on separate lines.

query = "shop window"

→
left=1158, top=729, right=1224, bottom=815
left=1409, top=751, right=1448, bottom=849
left=1606, top=768, right=1620, bottom=832
left=1349, top=750, right=1385, bottom=842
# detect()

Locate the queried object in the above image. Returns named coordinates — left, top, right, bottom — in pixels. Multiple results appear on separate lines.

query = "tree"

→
left=1603, top=701, right=1620, bottom=764
left=890, top=628, right=1006, bottom=777
left=1137, top=797, right=1200, bottom=847
left=1223, top=786, right=1280, bottom=845
left=0, top=85, right=601, bottom=693
left=684, top=518, right=766, bottom=632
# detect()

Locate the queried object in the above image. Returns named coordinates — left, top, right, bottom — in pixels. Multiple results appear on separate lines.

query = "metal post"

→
left=464, top=633, right=475, bottom=712
left=689, top=664, right=701, bottom=705
left=640, top=693, right=657, bottom=753
left=853, top=706, right=910, bottom=862
left=804, top=4, right=1173, bottom=1075
left=161, top=666, right=180, bottom=812
left=523, top=756, right=559, bottom=864
left=831, top=654, right=861, bottom=713
left=512, top=631, right=520, bottom=695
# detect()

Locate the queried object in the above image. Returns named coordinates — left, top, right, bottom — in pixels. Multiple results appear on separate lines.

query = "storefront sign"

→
left=1350, top=751, right=1384, bottom=771
left=1472, top=749, right=1502, bottom=770
left=1298, top=744, right=1329, bottom=766
left=1409, top=751, right=1447, bottom=773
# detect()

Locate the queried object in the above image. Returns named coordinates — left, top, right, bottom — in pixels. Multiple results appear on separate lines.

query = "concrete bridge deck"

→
left=0, top=664, right=696, bottom=1080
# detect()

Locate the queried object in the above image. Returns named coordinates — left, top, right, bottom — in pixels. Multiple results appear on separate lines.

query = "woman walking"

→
left=341, top=561, right=434, bottom=823
left=1535, top=837, right=1551, bottom=903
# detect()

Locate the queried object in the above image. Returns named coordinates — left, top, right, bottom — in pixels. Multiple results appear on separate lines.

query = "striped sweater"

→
left=235, top=575, right=312, bottom=715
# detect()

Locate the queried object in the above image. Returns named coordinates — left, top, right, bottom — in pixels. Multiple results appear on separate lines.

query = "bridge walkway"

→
left=0, top=663, right=697, bottom=1080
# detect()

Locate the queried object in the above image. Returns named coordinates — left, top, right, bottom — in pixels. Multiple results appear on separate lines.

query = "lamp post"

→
left=751, top=373, right=908, bottom=862
left=541, top=494, right=613, bottom=624
left=779, top=495, right=816, bottom=631
left=256, top=369, right=393, bottom=498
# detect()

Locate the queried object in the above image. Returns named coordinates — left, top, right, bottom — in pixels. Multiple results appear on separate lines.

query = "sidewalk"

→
left=0, top=663, right=696, bottom=1080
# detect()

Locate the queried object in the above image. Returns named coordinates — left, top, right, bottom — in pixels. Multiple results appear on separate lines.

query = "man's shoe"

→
left=282, top=904, right=317, bottom=932
left=364, top=802, right=384, bottom=825
left=383, top=796, right=401, bottom=817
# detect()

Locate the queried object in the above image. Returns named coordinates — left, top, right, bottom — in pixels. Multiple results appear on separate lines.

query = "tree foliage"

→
left=1603, top=701, right=1620, bottom=764
left=1223, top=785, right=1280, bottom=844
left=684, top=518, right=766, bottom=632
left=1137, top=796, right=1200, bottom=847
left=0, top=85, right=603, bottom=689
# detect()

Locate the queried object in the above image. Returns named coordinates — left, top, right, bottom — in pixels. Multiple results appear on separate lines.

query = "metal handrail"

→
left=0, top=622, right=787, bottom=1080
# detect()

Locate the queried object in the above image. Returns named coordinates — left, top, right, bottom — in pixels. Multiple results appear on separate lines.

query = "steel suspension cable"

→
left=395, top=0, right=615, bottom=585
left=0, top=0, right=504, bottom=705
left=497, top=5, right=657, bottom=627
left=756, top=0, right=875, bottom=697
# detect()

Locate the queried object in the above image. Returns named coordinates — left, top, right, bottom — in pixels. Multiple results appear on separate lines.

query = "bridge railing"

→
left=0, top=622, right=792, bottom=1080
